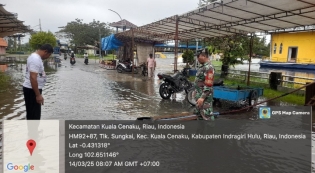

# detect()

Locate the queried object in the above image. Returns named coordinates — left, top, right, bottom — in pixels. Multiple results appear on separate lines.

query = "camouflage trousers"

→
left=194, top=91, right=214, bottom=120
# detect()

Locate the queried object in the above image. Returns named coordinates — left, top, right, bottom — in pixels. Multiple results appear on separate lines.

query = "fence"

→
left=213, top=66, right=315, bottom=90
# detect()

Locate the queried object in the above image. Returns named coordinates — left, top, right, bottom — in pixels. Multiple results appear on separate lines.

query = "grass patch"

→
left=211, top=60, right=222, bottom=66
left=0, top=72, right=10, bottom=92
left=188, top=76, right=305, bottom=105
left=262, top=88, right=304, bottom=105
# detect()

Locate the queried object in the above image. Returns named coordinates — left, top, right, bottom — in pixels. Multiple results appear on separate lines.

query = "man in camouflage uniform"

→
left=194, top=52, right=215, bottom=120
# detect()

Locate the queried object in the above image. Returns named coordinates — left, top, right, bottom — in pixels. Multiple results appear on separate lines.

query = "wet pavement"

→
left=0, top=56, right=300, bottom=121
left=0, top=56, right=313, bottom=172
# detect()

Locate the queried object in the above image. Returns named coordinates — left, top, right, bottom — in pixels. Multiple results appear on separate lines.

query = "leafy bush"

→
left=29, top=31, right=57, bottom=51
left=182, top=49, right=194, bottom=66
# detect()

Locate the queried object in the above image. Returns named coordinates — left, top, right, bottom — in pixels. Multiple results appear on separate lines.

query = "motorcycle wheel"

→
left=117, top=66, right=123, bottom=73
left=187, top=89, right=197, bottom=106
left=133, top=68, right=138, bottom=74
left=159, top=83, right=172, bottom=99
left=142, top=69, right=148, bottom=76
left=183, top=80, right=193, bottom=94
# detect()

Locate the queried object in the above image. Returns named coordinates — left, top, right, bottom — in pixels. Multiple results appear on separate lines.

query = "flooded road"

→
left=0, top=56, right=313, bottom=172
left=0, top=57, right=197, bottom=121
left=0, top=56, right=300, bottom=121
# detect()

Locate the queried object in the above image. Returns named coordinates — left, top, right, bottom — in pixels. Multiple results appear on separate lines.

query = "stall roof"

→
left=0, top=4, right=31, bottom=37
left=154, top=43, right=203, bottom=49
left=109, top=19, right=137, bottom=29
left=116, top=0, right=315, bottom=42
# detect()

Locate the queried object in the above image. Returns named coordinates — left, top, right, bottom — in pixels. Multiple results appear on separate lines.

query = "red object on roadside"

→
left=157, top=73, right=163, bottom=79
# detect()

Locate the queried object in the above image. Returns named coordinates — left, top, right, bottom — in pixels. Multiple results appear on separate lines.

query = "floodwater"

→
left=0, top=56, right=313, bottom=172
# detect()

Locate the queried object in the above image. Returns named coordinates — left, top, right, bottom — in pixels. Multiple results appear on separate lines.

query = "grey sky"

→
left=2, top=0, right=199, bottom=43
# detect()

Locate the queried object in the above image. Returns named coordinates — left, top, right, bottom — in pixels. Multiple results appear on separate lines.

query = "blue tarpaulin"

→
left=101, top=34, right=123, bottom=50
left=53, top=47, right=60, bottom=54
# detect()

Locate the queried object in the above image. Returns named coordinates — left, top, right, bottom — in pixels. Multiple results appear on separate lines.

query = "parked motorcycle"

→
left=64, top=53, right=67, bottom=60
left=139, top=62, right=148, bottom=76
left=116, top=60, right=138, bottom=73
left=70, top=57, right=76, bottom=65
left=187, top=79, right=224, bottom=106
left=158, top=68, right=192, bottom=99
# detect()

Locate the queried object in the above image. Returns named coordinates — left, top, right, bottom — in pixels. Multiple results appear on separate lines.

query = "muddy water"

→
left=1, top=58, right=204, bottom=123
left=0, top=56, right=312, bottom=172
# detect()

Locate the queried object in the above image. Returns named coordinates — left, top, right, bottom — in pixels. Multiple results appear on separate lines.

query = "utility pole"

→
left=109, top=9, right=124, bottom=32
left=99, top=27, right=101, bottom=60
left=39, top=19, right=42, bottom=31
left=195, top=39, right=199, bottom=69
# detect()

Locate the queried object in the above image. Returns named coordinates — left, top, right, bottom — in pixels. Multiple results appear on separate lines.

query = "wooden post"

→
left=186, top=41, right=189, bottom=67
left=174, top=15, right=179, bottom=73
left=186, top=41, right=188, bottom=50
left=247, top=34, right=253, bottom=86
left=131, top=28, right=135, bottom=75
left=305, top=82, right=315, bottom=106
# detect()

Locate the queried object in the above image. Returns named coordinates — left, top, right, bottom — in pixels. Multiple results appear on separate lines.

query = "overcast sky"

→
left=2, top=0, right=200, bottom=43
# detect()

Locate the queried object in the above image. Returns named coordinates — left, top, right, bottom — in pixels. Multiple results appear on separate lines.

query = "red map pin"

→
left=26, top=139, right=36, bottom=156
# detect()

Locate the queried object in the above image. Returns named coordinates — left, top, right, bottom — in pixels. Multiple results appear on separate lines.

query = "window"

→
left=273, top=43, right=277, bottom=54
left=279, top=43, right=283, bottom=54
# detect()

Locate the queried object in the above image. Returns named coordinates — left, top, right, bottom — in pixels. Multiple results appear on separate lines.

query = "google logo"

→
left=6, top=163, right=34, bottom=172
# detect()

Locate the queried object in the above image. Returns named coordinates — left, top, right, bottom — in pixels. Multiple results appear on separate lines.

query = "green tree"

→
left=20, top=43, right=31, bottom=52
left=206, top=35, right=247, bottom=66
left=241, top=36, right=270, bottom=58
left=6, top=37, right=14, bottom=51
left=29, top=31, right=57, bottom=50
left=182, top=49, right=194, bottom=67
left=56, top=19, right=111, bottom=50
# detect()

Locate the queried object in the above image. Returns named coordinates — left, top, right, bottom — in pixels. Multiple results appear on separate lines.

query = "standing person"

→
left=23, top=44, right=53, bottom=120
left=70, top=51, right=75, bottom=58
left=147, top=53, right=156, bottom=78
left=194, top=52, right=215, bottom=120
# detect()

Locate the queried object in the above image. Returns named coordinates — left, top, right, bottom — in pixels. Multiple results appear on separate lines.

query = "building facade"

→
left=0, top=38, right=8, bottom=55
left=270, top=31, right=315, bottom=64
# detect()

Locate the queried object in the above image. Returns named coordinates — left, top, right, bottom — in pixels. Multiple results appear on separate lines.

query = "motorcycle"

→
left=84, top=56, right=88, bottom=65
left=139, top=62, right=148, bottom=76
left=116, top=60, right=138, bottom=73
left=158, top=68, right=192, bottom=99
left=64, top=54, right=67, bottom=60
left=187, top=79, right=224, bottom=106
left=70, top=57, right=76, bottom=65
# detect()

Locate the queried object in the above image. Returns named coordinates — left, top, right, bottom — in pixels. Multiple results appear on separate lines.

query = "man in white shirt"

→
left=23, top=44, right=53, bottom=120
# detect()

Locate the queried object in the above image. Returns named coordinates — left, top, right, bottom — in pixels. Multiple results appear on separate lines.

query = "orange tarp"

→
left=0, top=64, right=8, bottom=72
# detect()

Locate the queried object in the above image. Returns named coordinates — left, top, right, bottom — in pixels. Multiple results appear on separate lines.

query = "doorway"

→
left=287, top=47, right=298, bottom=63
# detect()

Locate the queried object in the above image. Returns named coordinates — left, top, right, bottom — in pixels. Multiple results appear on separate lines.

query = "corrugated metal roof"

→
left=109, top=19, right=137, bottom=29
left=115, top=0, right=315, bottom=42
left=0, top=4, right=31, bottom=37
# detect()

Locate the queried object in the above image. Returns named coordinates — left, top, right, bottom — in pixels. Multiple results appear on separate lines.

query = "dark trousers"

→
left=23, top=87, right=42, bottom=120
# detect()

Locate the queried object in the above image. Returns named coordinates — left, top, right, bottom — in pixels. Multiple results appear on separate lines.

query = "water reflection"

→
left=259, top=67, right=315, bottom=88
